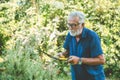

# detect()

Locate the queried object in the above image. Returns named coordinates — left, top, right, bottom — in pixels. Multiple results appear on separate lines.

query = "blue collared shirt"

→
left=63, top=27, right=105, bottom=80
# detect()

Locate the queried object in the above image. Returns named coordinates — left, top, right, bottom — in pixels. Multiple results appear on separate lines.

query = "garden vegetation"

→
left=0, top=0, right=120, bottom=80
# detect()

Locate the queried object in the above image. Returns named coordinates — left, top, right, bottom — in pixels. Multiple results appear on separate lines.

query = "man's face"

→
left=67, top=17, right=83, bottom=36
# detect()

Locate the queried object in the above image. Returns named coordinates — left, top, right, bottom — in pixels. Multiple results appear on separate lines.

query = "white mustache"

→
left=69, top=28, right=83, bottom=36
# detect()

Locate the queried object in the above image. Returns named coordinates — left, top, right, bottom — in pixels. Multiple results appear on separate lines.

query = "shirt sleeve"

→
left=90, top=33, right=103, bottom=57
left=63, top=32, right=71, bottom=50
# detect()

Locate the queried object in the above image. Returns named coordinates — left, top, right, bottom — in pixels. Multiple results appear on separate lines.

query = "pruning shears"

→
left=41, top=50, right=68, bottom=61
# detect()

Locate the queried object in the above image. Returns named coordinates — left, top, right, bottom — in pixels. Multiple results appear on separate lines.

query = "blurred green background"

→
left=0, top=0, right=120, bottom=80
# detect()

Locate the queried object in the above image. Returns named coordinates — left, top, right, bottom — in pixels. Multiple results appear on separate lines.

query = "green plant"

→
left=0, top=0, right=120, bottom=79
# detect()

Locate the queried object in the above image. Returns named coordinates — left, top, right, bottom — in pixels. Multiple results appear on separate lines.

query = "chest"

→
left=69, top=37, right=90, bottom=57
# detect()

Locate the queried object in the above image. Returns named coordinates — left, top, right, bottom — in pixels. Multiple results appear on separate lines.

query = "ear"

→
left=82, top=23, right=84, bottom=27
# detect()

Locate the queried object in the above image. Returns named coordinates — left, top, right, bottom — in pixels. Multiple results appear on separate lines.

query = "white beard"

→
left=69, top=28, right=83, bottom=36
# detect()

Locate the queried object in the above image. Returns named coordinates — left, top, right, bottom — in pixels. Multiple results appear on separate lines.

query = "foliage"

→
left=0, top=24, right=70, bottom=80
left=0, top=0, right=120, bottom=79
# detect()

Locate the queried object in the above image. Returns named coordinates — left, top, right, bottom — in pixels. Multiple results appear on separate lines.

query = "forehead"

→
left=68, top=16, right=79, bottom=23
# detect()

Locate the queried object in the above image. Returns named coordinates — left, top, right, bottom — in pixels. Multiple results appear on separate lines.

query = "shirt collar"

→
left=81, top=27, right=87, bottom=38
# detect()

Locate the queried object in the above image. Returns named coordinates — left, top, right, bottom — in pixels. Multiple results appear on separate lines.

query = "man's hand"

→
left=57, top=50, right=69, bottom=58
left=56, top=53, right=69, bottom=61
left=67, top=56, right=80, bottom=64
left=56, top=50, right=69, bottom=61
left=57, top=53, right=65, bottom=58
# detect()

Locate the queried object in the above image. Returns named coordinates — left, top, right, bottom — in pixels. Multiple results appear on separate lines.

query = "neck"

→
left=76, top=33, right=82, bottom=38
left=75, top=34, right=81, bottom=42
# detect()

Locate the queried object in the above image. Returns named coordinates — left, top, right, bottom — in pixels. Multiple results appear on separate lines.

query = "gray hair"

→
left=68, top=11, right=85, bottom=23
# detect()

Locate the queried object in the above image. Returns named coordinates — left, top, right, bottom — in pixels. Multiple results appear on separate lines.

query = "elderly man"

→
left=59, top=11, right=106, bottom=80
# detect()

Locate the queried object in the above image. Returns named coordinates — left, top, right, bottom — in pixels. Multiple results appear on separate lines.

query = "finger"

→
left=57, top=53, right=64, bottom=58
left=68, top=56, right=73, bottom=59
left=67, top=57, right=73, bottom=63
left=67, top=56, right=72, bottom=60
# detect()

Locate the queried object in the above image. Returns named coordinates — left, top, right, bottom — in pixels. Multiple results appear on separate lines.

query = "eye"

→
left=67, top=23, right=76, bottom=27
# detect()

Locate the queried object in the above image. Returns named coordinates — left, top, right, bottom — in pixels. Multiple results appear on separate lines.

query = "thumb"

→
left=67, top=57, right=73, bottom=63
left=56, top=53, right=65, bottom=58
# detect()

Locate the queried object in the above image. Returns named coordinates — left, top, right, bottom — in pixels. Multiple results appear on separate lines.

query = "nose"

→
left=69, top=26, right=72, bottom=30
left=68, top=26, right=74, bottom=30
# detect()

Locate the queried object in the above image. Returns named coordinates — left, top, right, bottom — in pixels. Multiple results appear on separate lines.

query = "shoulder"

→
left=66, top=32, right=73, bottom=39
left=85, top=28, right=99, bottom=39
left=64, top=32, right=72, bottom=41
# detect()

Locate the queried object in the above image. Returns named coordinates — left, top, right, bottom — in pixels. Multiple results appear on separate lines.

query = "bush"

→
left=0, top=0, right=120, bottom=79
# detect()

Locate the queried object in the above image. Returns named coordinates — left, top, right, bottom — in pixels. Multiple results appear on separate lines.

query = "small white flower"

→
left=52, top=1, right=64, bottom=9
left=50, top=31, right=56, bottom=41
